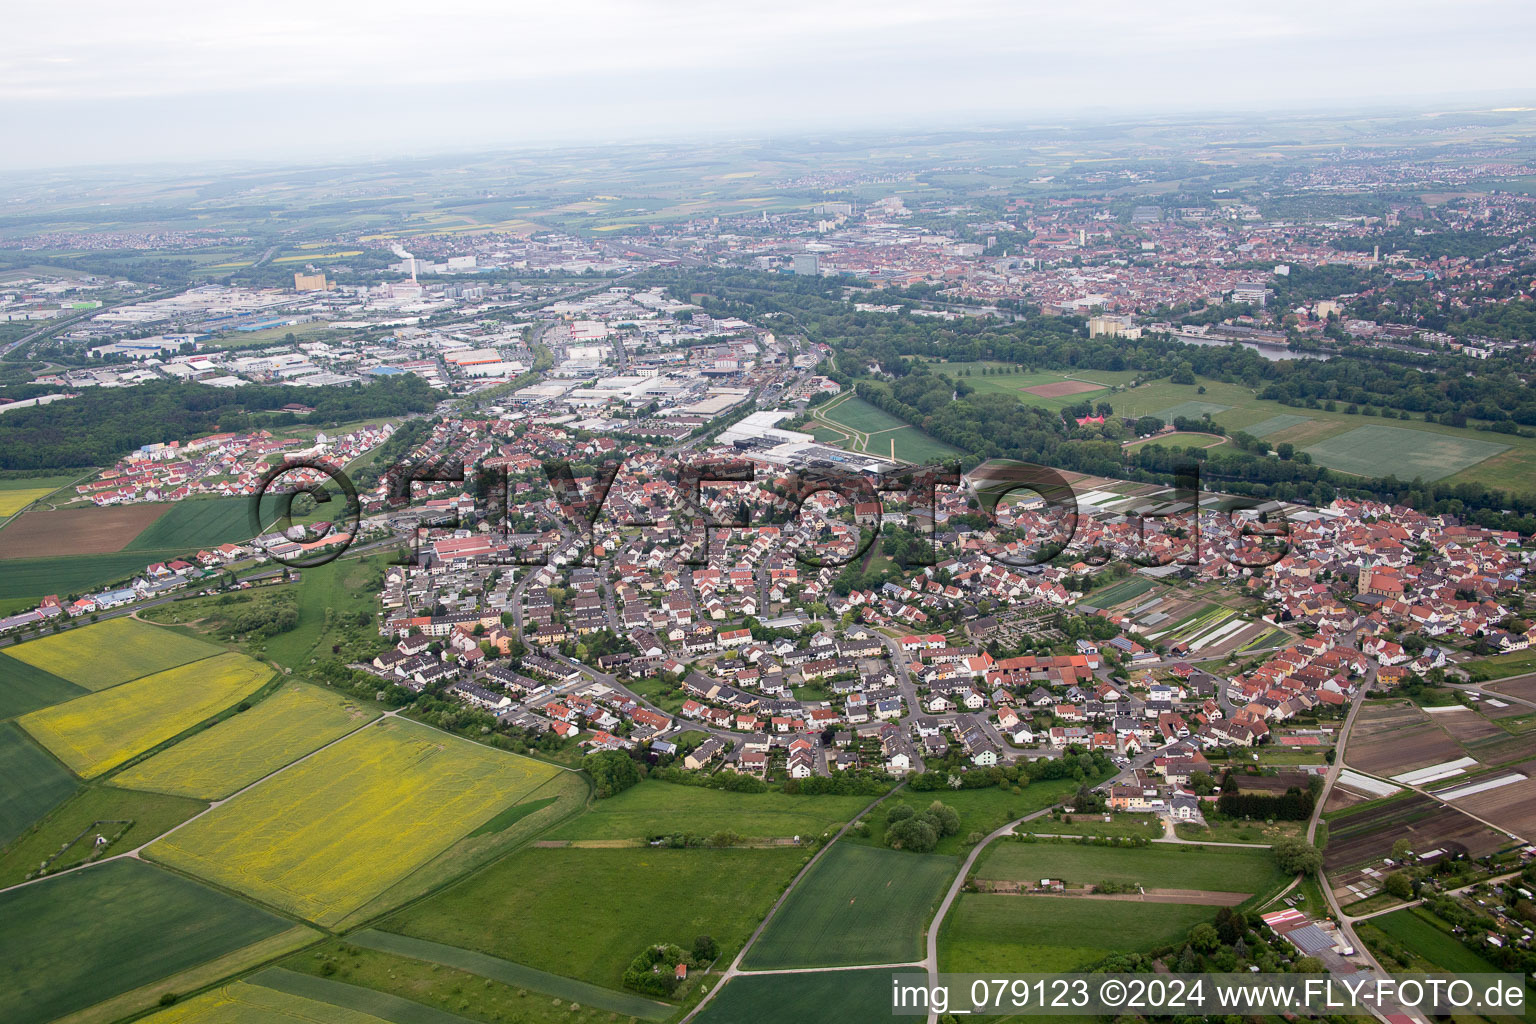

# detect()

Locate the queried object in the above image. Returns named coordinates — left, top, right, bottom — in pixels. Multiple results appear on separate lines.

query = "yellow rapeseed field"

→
left=17, top=652, right=274, bottom=779
left=147, top=717, right=562, bottom=926
left=140, top=980, right=392, bottom=1024
left=0, top=488, right=53, bottom=517
left=6, top=617, right=223, bottom=690
left=115, top=683, right=380, bottom=799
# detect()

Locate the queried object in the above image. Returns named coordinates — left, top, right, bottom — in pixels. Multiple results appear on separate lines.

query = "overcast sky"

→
left=4, top=0, right=1535, bottom=170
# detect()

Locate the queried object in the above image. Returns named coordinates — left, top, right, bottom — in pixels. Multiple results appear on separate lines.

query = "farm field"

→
left=1433, top=766, right=1536, bottom=838
left=545, top=779, right=872, bottom=840
left=975, top=840, right=1283, bottom=897
left=0, top=486, right=57, bottom=518
left=5, top=616, right=223, bottom=690
left=384, top=846, right=804, bottom=990
left=0, top=723, right=78, bottom=846
left=0, top=785, right=205, bottom=886
left=115, top=683, right=381, bottom=799
left=125, top=497, right=259, bottom=551
left=1323, top=793, right=1511, bottom=871
left=0, top=859, right=289, bottom=1024
left=0, top=721, right=78, bottom=847
left=18, top=652, right=273, bottom=778
left=148, top=717, right=562, bottom=926
left=1086, top=577, right=1159, bottom=607
left=694, top=968, right=896, bottom=1024
left=136, top=981, right=399, bottom=1024
left=0, top=651, right=86, bottom=719
left=0, top=550, right=182, bottom=602
left=1346, top=701, right=1466, bottom=777
left=0, top=502, right=167, bottom=558
left=939, top=893, right=1215, bottom=972
left=744, top=842, right=957, bottom=969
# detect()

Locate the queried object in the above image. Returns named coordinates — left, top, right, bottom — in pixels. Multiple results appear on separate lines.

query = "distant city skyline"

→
left=3, top=0, right=1536, bottom=169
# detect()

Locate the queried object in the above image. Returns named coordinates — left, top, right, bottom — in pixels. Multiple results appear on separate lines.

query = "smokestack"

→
left=891, top=437, right=895, bottom=461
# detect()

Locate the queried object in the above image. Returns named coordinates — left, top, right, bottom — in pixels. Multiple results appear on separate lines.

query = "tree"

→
left=887, top=803, right=916, bottom=824
left=1390, top=838, right=1412, bottom=862
left=1188, top=771, right=1216, bottom=796
left=1293, top=956, right=1325, bottom=973
left=583, top=750, right=641, bottom=798
left=1384, top=871, right=1413, bottom=899
left=1273, top=836, right=1323, bottom=876
left=887, top=816, right=939, bottom=853
left=1188, top=922, right=1220, bottom=953
left=692, top=934, right=719, bottom=963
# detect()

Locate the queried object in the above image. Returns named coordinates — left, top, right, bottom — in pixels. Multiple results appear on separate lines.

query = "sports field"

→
left=149, top=717, right=563, bottom=926
left=18, top=652, right=273, bottom=778
left=0, top=651, right=86, bottom=718
left=545, top=779, right=871, bottom=840
left=0, top=859, right=289, bottom=1024
left=5, top=616, right=223, bottom=690
left=1245, top=413, right=1313, bottom=437
left=384, top=846, right=804, bottom=990
left=977, top=840, right=1283, bottom=896
left=939, top=893, right=1216, bottom=972
left=115, top=683, right=381, bottom=799
left=137, top=980, right=398, bottom=1024
left=125, top=497, right=259, bottom=551
left=744, top=842, right=958, bottom=969
left=1302, top=424, right=1510, bottom=481
left=1153, top=400, right=1231, bottom=422
left=0, top=722, right=78, bottom=846
left=695, top=969, right=896, bottom=1024
left=809, top=394, right=961, bottom=465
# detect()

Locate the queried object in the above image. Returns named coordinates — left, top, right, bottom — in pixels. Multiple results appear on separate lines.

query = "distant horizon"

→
left=5, top=93, right=1536, bottom=178
left=5, top=0, right=1536, bottom=171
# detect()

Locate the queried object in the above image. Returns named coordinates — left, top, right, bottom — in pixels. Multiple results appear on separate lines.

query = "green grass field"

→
left=383, top=846, right=804, bottom=991
left=0, top=858, right=289, bottom=1024
left=150, top=718, right=561, bottom=926
left=1367, top=907, right=1503, bottom=974
left=850, top=779, right=1087, bottom=856
left=0, top=784, right=206, bottom=886
left=1245, top=413, right=1313, bottom=437
left=114, top=682, right=380, bottom=799
left=745, top=842, right=957, bottom=969
left=810, top=394, right=960, bottom=465
left=1465, top=651, right=1536, bottom=682
left=342, top=930, right=675, bottom=1020
left=976, top=840, right=1283, bottom=896
left=695, top=969, right=898, bottom=1024
left=249, top=968, right=482, bottom=1024
left=1153, top=400, right=1231, bottom=422
left=546, top=780, right=872, bottom=841
left=125, top=497, right=260, bottom=551
left=0, top=651, right=86, bottom=719
left=1302, top=424, right=1509, bottom=481
left=5, top=616, right=223, bottom=691
left=1054, top=371, right=1536, bottom=490
left=261, top=554, right=390, bottom=669
left=0, top=722, right=78, bottom=846
left=939, top=893, right=1216, bottom=972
